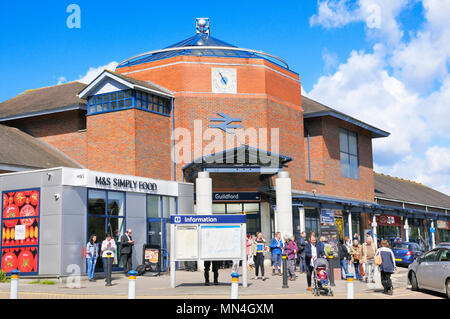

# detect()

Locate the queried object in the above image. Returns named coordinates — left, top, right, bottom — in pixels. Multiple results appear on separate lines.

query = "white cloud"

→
left=310, top=0, right=410, bottom=44
left=57, top=76, right=67, bottom=85
left=77, top=61, right=119, bottom=84
left=322, top=49, right=339, bottom=73
left=309, top=0, right=450, bottom=195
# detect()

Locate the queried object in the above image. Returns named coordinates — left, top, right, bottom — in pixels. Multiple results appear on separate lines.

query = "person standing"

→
left=204, top=260, right=220, bottom=285
left=338, top=239, right=351, bottom=280
left=283, top=235, right=298, bottom=281
left=304, top=235, right=326, bottom=291
left=86, top=234, right=99, bottom=282
left=270, top=232, right=283, bottom=276
left=350, top=239, right=363, bottom=280
left=251, top=232, right=267, bottom=281
left=375, top=240, right=397, bottom=295
left=298, top=231, right=307, bottom=273
left=120, top=229, right=135, bottom=275
left=101, top=234, right=116, bottom=281
left=361, top=236, right=376, bottom=283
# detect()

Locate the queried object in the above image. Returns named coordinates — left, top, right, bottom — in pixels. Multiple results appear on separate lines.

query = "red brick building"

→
left=1, top=19, right=449, bottom=252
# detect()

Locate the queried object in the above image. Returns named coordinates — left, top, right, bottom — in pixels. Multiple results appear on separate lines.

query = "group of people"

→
left=247, top=230, right=398, bottom=295
left=85, top=228, right=135, bottom=282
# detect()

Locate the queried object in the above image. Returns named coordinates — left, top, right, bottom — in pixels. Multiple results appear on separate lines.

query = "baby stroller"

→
left=312, top=258, right=334, bottom=296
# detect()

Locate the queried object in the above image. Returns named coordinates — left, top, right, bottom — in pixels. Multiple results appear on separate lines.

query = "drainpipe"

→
left=171, top=98, right=176, bottom=182
left=306, top=128, right=312, bottom=181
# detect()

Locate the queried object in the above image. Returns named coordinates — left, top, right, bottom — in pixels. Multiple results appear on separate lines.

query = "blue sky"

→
left=0, top=1, right=450, bottom=195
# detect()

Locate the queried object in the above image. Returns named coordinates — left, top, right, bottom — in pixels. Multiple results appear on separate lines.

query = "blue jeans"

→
left=300, top=253, right=307, bottom=272
left=340, top=259, right=349, bottom=279
left=272, top=254, right=282, bottom=270
left=353, top=261, right=363, bottom=279
left=86, top=256, right=97, bottom=280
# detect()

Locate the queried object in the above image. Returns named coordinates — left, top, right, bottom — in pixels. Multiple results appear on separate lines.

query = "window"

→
left=422, top=249, right=439, bottom=262
left=87, top=190, right=126, bottom=271
left=340, top=128, right=359, bottom=179
left=305, top=208, right=319, bottom=237
left=438, top=249, right=449, bottom=262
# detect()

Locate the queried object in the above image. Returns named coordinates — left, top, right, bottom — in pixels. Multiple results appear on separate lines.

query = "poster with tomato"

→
left=1, top=189, right=40, bottom=274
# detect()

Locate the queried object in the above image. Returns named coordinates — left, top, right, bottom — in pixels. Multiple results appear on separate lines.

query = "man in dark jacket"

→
left=304, top=235, right=326, bottom=291
left=120, top=229, right=135, bottom=275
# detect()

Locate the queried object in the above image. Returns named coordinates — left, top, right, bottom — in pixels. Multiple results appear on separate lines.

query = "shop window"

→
left=227, top=204, right=243, bottom=214
left=340, top=128, right=359, bottom=179
left=213, top=204, right=226, bottom=214
left=87, top=190, right=126, bottom=271
left=147, top=195, right=160, bottom=218
left=162, top=197, right=176, bottom=218
left=305, top=208, right=319, bottom=237
left=244, top=203, right=259, bottom=214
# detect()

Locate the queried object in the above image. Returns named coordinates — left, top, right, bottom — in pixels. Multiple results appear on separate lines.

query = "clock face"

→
left=211, top=68, right=237, bottom=94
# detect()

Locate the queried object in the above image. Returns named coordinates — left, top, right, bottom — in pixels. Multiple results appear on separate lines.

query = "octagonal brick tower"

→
left=115, top=19, right=306, bottom=192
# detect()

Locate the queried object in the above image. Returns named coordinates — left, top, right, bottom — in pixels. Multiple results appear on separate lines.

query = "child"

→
left=317, top=267, right=328, bottom=286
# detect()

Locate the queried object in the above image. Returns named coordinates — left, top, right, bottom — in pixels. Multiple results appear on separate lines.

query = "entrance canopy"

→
left=182, top=145, right=292, bottom=182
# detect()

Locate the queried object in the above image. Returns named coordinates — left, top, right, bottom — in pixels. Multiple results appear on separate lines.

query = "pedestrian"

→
left=204, top=260, right=220, bottom=285
left=298, top=231, right=307, bottom=273
left=344, top=236, right=352, bottom=252
left=251, top=232, right=267, bottom=281
left=361, top=236, right=376, bottom=283
left=246, top=233, right=254, bottom=270
left=338, top=239, right=350, bottom=280
left=350, top=239, right=363, bottom=280
left=353, top=232, right=360, bottom=243
left=120, top=228, right=135, bottom=275
left=283, top=235, right=298, bottom=281
left=375, top=239, right=397, bottom=295
left=101, top=234, right=116, bottom=281
left=86, top=234, right=99, bottom=282
left=304, top=235, right=326, bottom=291
left=270, top=232, right=283, bottom=276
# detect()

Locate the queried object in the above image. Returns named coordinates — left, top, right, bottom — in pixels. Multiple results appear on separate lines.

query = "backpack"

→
left=136, top=264, right=146, bottom=276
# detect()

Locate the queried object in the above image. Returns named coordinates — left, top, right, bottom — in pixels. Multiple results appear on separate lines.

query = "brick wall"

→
left=303, top=116, right=374, bottom=202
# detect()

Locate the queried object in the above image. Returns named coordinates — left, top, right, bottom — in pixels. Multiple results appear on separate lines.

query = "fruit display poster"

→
left=1, top=189, right=40, bottom=274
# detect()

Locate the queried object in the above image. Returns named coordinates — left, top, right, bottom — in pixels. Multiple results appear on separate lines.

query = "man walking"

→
left=120, top=228, right=135, bottom=275
left=361, top=236, right=376, bottom=283
left=204, top=261, right=220, bottom=285
left=298, top=231, right=307, bottom=273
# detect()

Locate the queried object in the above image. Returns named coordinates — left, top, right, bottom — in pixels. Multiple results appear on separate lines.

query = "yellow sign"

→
left=335, top=217, right=344, bottom=240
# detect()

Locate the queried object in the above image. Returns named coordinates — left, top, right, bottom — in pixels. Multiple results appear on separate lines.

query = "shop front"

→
left=437, top=220, right=450, bottom=243
left=375, top=214, right=402, bottom=244
left=0, top=167, right=193, bottom=276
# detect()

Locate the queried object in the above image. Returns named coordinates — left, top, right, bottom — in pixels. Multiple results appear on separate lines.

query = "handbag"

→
left=374, top=253, right=382, bottom=266
left=360, top=263, right=365, bottom=277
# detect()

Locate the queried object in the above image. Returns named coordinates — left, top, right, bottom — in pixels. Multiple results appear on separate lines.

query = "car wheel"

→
left=410, top=272, right=419, bottom=291
left=446, top=279, right=450, bottom=299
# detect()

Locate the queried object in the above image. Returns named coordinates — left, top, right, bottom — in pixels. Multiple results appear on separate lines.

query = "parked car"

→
left=437, top=242, right=450, bottom=248
left=392, top=241, right=425, bottom=265
left=407, top=245, right=450, bottom=298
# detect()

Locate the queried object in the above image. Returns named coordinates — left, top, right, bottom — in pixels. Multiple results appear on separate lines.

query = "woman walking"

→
left=86, top=234, right=99, bottom=282
left=375, top=240, right=397, bottom=295
left=350, top=239, right=363, bottom=280
left=251, top=232, right=267, bottom=281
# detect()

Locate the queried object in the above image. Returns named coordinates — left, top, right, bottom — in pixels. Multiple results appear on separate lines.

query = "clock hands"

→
left=218, top=72, right=228, bottom=85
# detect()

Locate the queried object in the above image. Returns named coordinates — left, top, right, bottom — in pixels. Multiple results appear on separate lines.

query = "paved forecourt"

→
left=0, top=267, right=444, bottom=299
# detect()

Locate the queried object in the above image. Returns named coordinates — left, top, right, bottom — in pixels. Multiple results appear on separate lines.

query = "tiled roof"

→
left=0, top=124, right=81, bottom=169
left=0, top=82, right=87, bottom=120
left=375, top=173, right=450, bottom=209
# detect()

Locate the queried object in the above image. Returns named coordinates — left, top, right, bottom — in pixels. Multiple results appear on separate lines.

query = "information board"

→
left=320, top=209, right=335, bottom=225
left=175, top=225, right=198, bottom=260
left=200, top=225, right=242, bottom=260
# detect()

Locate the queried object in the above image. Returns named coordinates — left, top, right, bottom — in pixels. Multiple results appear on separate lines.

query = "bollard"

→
left=230, top=272, right=240, bottom=299
left=10, top=270, right=19, bottom=299
left=282, top=254, right=289, bottom=288
left=128, top=270, right=137, bottom=299
left=105, top=252, right=112, bottom=286
left=328, top=256, right=335, bottom=286
left=346, top=273, right=354, bottom=299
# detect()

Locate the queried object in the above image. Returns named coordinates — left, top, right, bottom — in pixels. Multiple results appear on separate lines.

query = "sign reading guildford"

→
left=95, top=176, right=157, bottom=192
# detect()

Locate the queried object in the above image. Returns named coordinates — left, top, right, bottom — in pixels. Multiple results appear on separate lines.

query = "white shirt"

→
left=311, top=244, right=317, bottom=267
left=101, top=239, right=117, bottom=258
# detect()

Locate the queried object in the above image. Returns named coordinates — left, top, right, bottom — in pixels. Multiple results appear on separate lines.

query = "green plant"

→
left=27, top=279, right=55, bottom=285
left=0, top=270, right=10, bottom=283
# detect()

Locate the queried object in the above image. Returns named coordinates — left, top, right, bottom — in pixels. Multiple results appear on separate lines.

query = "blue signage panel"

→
left=170, top=214, right=246, bottom=224
left=320, top=209, right=335, bottom=225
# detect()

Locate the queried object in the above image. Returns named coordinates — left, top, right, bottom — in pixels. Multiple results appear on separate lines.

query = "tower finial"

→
left=196, top=18, right=210, bottom=35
